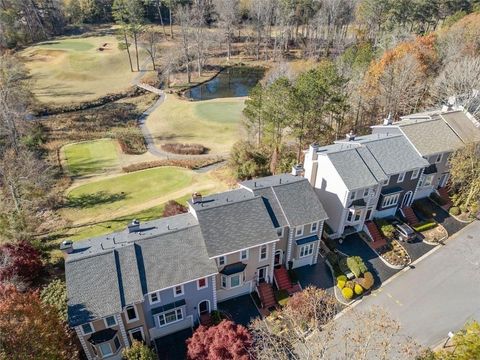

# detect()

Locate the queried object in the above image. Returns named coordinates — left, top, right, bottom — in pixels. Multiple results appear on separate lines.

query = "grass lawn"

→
left=146, top=96, right=246, bottom=154
left=20, top=34, right=149, bottom=104
left=61, top=166, right=226, bottom=226
left=63, top=139, right=120, bottom=177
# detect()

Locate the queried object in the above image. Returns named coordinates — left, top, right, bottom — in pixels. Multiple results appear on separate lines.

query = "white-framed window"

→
left=217, top=256, right=226, bottom=267
left=382, top=193, right=400, bottom=208
left=354, top=210, right=362, bottom=221
left=276, top=227, right=283, bottom=237
left=435, top=153, right=443, bottom=163
left=240, top=249, right=248, bottom=261
left=173, top=285, right=184, bottom=297
left=81, top=322, right=93, bottom=335
left=299, top=243, right=314, bottom=258
left=397, top=172, right=405, bottom=183
left=411, top=169, right=420, bottom=179
left=311, top=222, right=318, bottom=233
left=157, top=308, right=183, bottom=327
left=104, top=315, right=117, bottom=328
left=424, top=174, right=434, bottom=187
left=347, top=209, right=361, bottom=222
left=295, top=226, right=304, bottom=237
left=350, top=191, right=356, bottom=200
left=197, top=278, right=208, bottom=290
left=149, top=291, right=161, bottom=305
left=363, top=188, right=369, bottom=197
left=259, top=245, right=268, bottom=261
left=128, top=327, right=145, bottom=343
left=220, top=273, right=244, bottom=289
left=113, top=336, right=121, bottom=352
left=98, top=342, right=113, bottom=357
left=125, top=305, right=139, bottom=323
left=347, top=210, right=353, bottom=222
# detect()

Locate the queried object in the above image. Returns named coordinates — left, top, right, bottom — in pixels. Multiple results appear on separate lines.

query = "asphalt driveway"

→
left=336, top=234, right=399, bottom=286
left=296, top=256, right=334, bottom=292
left=414, top=198, right=468, bottom=236
left=217, top=294, right=260, bottom=327
left=154, top=328, right=192, bottom=360
left=342, top=221, right=480, bottom=347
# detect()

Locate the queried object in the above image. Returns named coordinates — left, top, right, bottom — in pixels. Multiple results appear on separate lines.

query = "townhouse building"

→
left=65, top=174, right=328, bottom=359
left=372, top=109, right=480, bottom=200
left=303, top=133, right=428, bottom=239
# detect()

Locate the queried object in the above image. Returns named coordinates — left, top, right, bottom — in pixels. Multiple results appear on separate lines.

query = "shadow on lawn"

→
left=66, top=191, right=127, bottom=208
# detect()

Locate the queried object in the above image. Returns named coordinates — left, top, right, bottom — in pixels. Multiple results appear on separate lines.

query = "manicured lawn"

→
left=146, top=96, right=246, bottom=155
left=19, top=34, right=149, bottom=104
left=194, top=101, right=245, bottom=123
left=63, top=139, right=119, bottom=177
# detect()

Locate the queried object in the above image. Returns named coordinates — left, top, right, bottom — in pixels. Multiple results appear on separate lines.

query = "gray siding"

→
left=143, top=276, right=215, bottom=337
left=377, top=170, right=420, bottom=213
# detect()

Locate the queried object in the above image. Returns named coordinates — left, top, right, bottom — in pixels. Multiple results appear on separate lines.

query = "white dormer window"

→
left=311, top=222, right=318, bottom=233
left=295, top=226, right=304, bottom=237
left=81, top=322, right=94, bottom=335
left=259, top=245, right=268, bottom=261
left=104, top=315, right=117, bottom=328
left=411, top=169, right=420, bottom=180
left=240, top=249, right=248, bottom=261
left=218, top=256, right=226, bottom=267
left=173, top=285, right=184, bottom=297
left=149, top=292, right=161, bottom=305
left=397, top=172, right=405, bottom=183
left=125, top=305, right=139, bottom=323
left=350, top=191, right=356, bottom=200
left=363, top=188, right=369, bottom=197
left=197, top=278, right=208, bottom=290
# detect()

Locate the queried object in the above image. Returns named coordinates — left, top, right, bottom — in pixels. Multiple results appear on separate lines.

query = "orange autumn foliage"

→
left=366, top=34, right=438, bottom=87
left=0, top=285, right=78, bottom=360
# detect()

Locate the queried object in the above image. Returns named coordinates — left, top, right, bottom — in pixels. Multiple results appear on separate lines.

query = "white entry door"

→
left=401, top=191, right=413, bottom=208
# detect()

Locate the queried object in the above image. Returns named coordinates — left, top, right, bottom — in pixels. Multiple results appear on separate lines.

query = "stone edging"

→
left=429, top=197, right=473, bottom=224
left=324, top=258, right=354, bottom=306
left=421, top=224, right=448, bottom=246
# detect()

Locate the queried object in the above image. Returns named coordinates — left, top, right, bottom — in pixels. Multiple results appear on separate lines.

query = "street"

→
left=340, top=220, right=480, bottom=347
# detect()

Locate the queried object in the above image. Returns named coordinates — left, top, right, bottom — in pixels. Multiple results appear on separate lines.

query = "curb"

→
left=430, top=197, right=473, bottom=224
left=324, top=259, right=353, bottom=307
left=359, top=235, right=407, bottom=270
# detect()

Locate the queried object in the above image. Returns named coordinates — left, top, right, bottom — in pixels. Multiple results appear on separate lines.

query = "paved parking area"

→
left=414, top=198, right=468, bottom=236
left=336, top=234, right=399, bottom=286
left=295, top=256, right=334, bottom=292
left=401, top=237, right=436, bottom=262
left=217, top=294, right=260, bottom=327
left=154, top=328, right=192, bottom=360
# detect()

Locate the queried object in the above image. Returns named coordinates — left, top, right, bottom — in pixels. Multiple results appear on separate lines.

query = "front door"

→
left=129, top=327, right=145, bottom=344
left=366, top=209, right=373, bottom=220
left=274, top=250, right=283, bottom=267
left=401, top=191, right=413, bottom=208
left=257, top=266, right=268, bottom=283
left=198, top=300, right=210, bottom=316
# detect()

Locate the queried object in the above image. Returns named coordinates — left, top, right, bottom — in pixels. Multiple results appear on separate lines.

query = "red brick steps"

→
left=257, top=282, right=277, bottom=309
left=365, top=221, right=387, bottom=250
left=402, top=206, right=419, bottom=226
left=274, top=266, right=301, bottom=295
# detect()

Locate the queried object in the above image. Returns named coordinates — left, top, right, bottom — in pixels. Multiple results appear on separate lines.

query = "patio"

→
left=217, top=294, right=261, bottom=327
left=154, top=328, right=192, bottom=360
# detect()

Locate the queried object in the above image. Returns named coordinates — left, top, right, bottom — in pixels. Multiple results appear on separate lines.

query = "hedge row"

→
left=161, top=143, right=208, bottom=155
left=413, top=220, right=437, bottom=232
left=122, top=157, right=225, bottom=173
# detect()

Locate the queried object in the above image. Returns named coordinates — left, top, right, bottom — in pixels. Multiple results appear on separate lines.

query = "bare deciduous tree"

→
left=213, top=0, right=239, bottom=60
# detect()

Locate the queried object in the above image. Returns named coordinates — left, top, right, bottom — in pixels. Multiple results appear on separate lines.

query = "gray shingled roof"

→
left=267, top=179, right=328, bottom=226
left=326, top=149, right=380, bottom=190
left=195, top=197, right=279, bottom=257
left=250, top=187, right=288, bottom=228
left=440, top=111, right=480, bottom=143
left=399, top=119, right=464, bottom=156
left=66, top=252, right=124, bottom=327
left=66, top=213, right=217, bottom=327
left=360, top=135, right=429, bottom=175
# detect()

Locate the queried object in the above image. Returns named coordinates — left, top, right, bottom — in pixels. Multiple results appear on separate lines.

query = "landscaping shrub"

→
left=339, top=257, right=350, bottom=275
left=342, top=287, right=353, bottom=300
left=429, top=192, right=448, bottom=206
left=162, top=200, right=188, bottom=217
left=115, top=127, right=147, bottom=154
left=337, top=279, right=346, bottom=289
left=354, top=256, right=368, bottom=274
left=346, top=257, right=361, bottom=277
left=122, top=157, right=224, bottom=172
left=354, top=284, right=363, bottom=296
left=161, top=143, right=208, bottom=155
left=345, top=280, right=355, bottom=290
left=362, top=272, right=375, bottom=290
left=40, top=280, right=67, bottom=321
left=376, top=219, right=395, bottom=239
left=229, top=141, right=270, bottom=180
left=326, top=252, right=343, bottom=277
left=275, top=290, right=290, bottom=307
left=336, top=275, right=347, bottom=282
left=413, top=220, right=438, bottom=232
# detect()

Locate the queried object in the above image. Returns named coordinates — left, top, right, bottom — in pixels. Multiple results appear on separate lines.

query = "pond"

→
left=184, top=66, right=265, bottom=101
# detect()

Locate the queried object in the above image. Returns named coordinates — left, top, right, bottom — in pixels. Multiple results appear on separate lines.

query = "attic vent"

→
left=127, top=219, right=140, bottom=233
left=60, top=240, right=73, bottom=254
left=291, top=164, right=304, bottom=176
